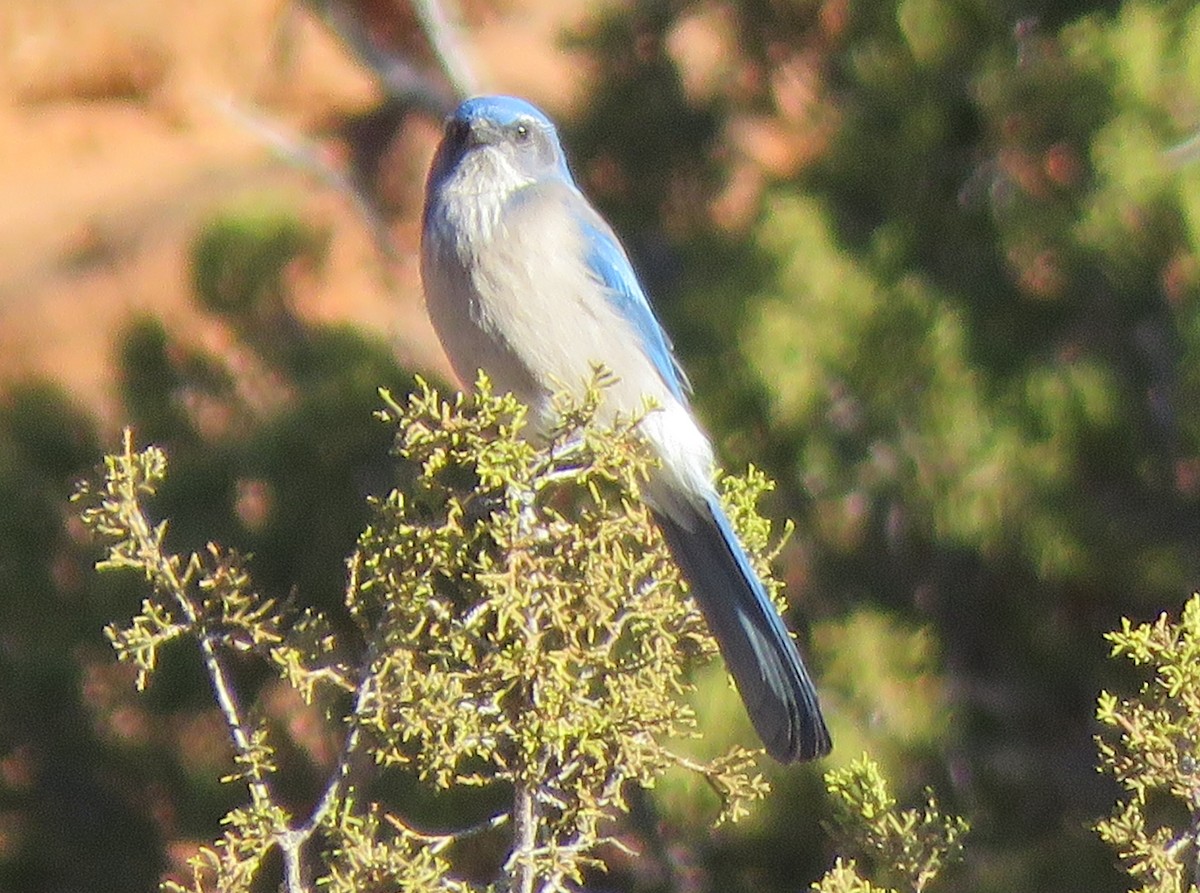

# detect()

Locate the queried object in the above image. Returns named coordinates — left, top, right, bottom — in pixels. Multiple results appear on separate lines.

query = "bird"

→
left=420, top=94, right=831, bottom=762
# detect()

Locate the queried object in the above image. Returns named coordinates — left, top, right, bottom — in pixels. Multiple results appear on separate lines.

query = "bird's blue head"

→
left=427, top=95, right=576, bottom=193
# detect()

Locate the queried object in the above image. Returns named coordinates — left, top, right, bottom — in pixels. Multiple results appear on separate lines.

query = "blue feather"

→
left=575, top=212, right=691, bottom=403
left=654, top=494, right=831, bottom=762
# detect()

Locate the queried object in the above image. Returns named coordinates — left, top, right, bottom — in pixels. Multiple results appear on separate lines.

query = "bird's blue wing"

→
left=573, top=204, right=692, bottom=403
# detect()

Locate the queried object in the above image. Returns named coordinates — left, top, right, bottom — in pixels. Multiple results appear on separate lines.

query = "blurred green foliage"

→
left=192, top=204, right=328, bottom=318
left=0, top=383, right=165, bottom=892
left=564, top=0, right=1200, bottom=890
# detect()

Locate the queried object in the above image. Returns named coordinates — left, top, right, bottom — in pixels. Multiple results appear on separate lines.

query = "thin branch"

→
left=667, top=751, right=737, bottom=810
left=385, top=811, right=510, bottom=854
left=509, top=780, right=538, bottom=893
left=412, top=0, right=478, bottom=99
left=116, top=430, right=273, bottom=812
left=504, top=490, right=543, bottom=893
left=278, top=828, right=308, bottom=893
left=299, top=0, right=458, bottom=113
left=305, top=644, right=376, bottom=829
left=209, top=95, right=400, bottom=274
left=1165, top=129, right=1200, bottom=168
left=277, top=553, right=378, bottom=892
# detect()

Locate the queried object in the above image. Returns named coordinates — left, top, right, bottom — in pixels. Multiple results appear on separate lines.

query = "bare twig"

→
left=299, top=0, right=459, bottom=113
left=278, top=828, right=309, bottom=893
left=509, top=781, right=538, bottom=893
left=278, top=554, right=379, bottom=892
left=209, top=95, right=400, bottom=272
left=505, top=491, right=543, bottom=893
left=412, top=0, right=478, bottom=99
left=305, top=650, right=376, bottom=829
left=385, top=810, right=510, bottom=854
left=1165, top=129, right=1200, bottom=168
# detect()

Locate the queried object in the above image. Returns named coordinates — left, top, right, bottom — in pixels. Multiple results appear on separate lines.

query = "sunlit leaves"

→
left=75, top=375, right=784, bottom=891
left=358, top=372, right=768, bottom=852
left=818, top=755, right=967, bottom=893
left=1096, top=595, right=1200, bottom=893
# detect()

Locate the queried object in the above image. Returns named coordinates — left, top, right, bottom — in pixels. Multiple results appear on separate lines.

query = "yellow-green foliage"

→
left=73, top=373, right=773, bottom=892
left=813, top=860, right=893, bottom=893
left=815, top=755, right=967, bottom=893
left=1096, top=594, right=1200, bottom=893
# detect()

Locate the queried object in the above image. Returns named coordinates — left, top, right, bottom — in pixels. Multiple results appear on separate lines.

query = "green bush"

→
left=74, top=375, right=778, bottom=891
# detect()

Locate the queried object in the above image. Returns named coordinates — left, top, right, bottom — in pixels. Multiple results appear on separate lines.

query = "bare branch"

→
left=1165, top=129, right=1200, bottom=168
left=509, top=781, right=538, bottom=893
left=385, top=811, right=510, bottom=854
left=412, top=0, right=478, bottom=99
left=299, top=0, right=460, bottom=113
left=209, top=95, right=400, bottom=273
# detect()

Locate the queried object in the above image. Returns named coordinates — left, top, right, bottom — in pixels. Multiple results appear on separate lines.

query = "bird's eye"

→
left=514, top=123, right=531, bottom=143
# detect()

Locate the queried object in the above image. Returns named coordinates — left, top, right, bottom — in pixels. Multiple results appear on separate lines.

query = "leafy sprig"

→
left=1096, top=594, right=1200, bottom=893
left=814, top=755, right=967, bottom=893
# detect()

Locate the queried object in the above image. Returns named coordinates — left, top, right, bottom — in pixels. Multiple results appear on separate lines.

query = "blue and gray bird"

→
left=420, top=95, right=831, bottom=762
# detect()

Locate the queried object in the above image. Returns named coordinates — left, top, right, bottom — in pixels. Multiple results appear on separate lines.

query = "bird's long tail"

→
left=653, top=494, right=831, bottom=762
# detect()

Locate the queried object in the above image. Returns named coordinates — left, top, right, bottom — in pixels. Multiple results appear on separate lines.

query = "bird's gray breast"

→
left=421, top=161, right=683, bottom=436
left=420, top=187, right=546, bottom=410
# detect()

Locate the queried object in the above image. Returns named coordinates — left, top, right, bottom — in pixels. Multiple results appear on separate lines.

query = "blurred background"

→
left=2, top=0, right=1200, bottom=890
